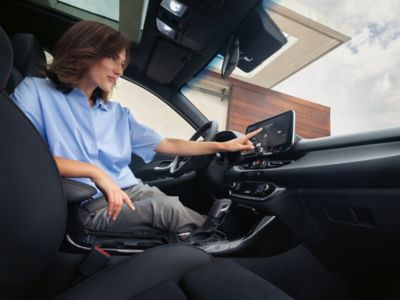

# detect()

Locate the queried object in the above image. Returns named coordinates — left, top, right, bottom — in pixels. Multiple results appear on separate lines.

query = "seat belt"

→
left=75, top=246, right=111, bottom=282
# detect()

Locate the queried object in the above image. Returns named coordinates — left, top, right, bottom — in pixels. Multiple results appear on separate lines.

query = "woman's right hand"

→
left=53, top=156, right=134, bottom=221
left=91, top=167, right=135, bottom=221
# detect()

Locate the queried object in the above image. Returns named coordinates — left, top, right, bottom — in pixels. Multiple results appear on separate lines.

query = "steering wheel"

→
left=170, top=121, right=218, bottom=177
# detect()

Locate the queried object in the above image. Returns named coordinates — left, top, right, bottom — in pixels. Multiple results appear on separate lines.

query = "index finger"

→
left=122, top=192, right=135, bottom=210
left=106, top=193, right=114, bottom=217
left=245, top=127, right=262, bottom=139
left=111, top=193, right=123, bottom=221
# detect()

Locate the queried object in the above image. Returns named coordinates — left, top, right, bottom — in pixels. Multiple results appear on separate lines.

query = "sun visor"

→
left=236, top=4, right=287, bottom=72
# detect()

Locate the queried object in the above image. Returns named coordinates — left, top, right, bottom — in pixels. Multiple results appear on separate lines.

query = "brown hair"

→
left=47, top=20, right=131, bottom=101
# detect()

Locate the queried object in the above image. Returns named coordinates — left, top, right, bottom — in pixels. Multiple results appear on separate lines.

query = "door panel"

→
left=130, top=153, right=196, bottom=188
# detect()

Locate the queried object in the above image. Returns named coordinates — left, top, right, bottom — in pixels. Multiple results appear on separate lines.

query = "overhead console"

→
left=156, top=0, right=223, bottom=51
left=144, top=0, right=287, bottom=85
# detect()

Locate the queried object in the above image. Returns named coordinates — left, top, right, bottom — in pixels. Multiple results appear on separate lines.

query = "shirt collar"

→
left=93, top=98, right=109, bottom=111
left=69, top=88, right=108, bottom=111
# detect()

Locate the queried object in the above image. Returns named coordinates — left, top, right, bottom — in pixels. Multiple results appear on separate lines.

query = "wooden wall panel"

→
left=219, top=74, right=330, bottom=138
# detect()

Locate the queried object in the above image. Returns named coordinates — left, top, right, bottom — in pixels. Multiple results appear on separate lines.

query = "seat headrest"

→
left=11, top=33, right=46, bottom=78
left=5, top=33, right=47, bottom=94
left=0, top=26, right=13, bottom=92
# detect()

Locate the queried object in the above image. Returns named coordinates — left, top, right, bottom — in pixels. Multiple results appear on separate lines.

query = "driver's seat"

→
left=6, top=32, right=175, bottom=252
left=65, top=179, right=172, bottom=252
left=7, top=31, right=227, bottom=254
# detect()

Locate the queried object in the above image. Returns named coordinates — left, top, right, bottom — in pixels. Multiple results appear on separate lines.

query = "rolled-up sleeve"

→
left=127, top=109, right=163, bottom=163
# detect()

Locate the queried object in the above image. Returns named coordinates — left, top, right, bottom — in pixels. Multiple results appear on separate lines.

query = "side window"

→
left=181, top=85, right=229, bottom=131
left=113, top=78, right=195, bottom=139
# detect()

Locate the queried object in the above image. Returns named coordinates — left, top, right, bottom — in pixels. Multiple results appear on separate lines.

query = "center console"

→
left=230, top=181, right=278, bottom=201
left=228, top=110, right=296, bottom=203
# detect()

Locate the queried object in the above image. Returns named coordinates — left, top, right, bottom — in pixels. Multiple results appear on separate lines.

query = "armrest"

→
left=62, top=179, right=97, bottom=204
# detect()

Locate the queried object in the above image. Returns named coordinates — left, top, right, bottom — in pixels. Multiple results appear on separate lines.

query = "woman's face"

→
left=83, top=49, right=127, bottom=93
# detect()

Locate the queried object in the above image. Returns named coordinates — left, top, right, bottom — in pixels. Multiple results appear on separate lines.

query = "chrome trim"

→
left=66, top=215, right=277, bottom=255
left=198, top=215, right=276, bottom=254
left=230, top=184, right=283, bottom=202
left=154, top=162, right=172, bottom=171
left=66, top=235, right=91, bottom=251
left=66, top=234, right=144, bottom=254
left=291, top=109, right=296, bottom=147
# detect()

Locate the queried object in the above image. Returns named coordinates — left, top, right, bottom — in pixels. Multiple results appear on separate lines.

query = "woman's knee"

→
left=155, top=196, right=184, bottom=212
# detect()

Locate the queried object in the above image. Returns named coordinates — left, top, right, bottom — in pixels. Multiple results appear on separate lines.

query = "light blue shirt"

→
left=11, top=77, right=163, bottom=197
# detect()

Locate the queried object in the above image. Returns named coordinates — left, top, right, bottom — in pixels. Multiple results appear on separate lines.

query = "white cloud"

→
left=273, top=0, right=400, bottom=135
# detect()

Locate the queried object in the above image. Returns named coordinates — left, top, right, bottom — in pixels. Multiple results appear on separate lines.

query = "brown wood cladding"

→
left=212, top=73, right=331, bottom=138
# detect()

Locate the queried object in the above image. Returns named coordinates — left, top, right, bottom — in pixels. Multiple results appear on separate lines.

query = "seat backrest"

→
left=5, top=33, right=47, bottom=94
left=0, top=26, right=66, bottom=299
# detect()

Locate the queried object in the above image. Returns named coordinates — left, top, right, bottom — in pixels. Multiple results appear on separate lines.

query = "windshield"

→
left=28, top=0, right=148, bottom=43
left=183, top=0, right=399, bottom=139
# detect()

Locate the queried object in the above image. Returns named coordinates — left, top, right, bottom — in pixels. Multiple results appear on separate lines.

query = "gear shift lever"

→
left=208, top=198, right=232, bottom=220
left=185, top=199, right=232, bottom=243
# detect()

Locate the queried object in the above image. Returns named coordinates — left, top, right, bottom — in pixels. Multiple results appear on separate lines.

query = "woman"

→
left=11, top=20, right=260, bottom=234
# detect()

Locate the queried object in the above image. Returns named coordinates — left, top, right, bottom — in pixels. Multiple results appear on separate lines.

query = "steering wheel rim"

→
left=170, top=121, right=218, bottom=177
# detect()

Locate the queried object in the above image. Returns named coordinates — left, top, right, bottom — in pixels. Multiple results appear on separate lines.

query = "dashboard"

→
left=210, top=119, right=400, bottom=272
left=225, top=111, right=296, bottom=202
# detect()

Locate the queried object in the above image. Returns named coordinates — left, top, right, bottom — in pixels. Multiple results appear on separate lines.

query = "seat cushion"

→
left=55, top=244, right=293, bottom=300
left=130, top=281, right=187, bottom=300
left=182, top=261, right=295, bottom=300
left=55, top=244, right=213, bottom=299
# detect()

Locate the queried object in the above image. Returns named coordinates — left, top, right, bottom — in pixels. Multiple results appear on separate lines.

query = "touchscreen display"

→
left=244, top=110, right=295, bottom=156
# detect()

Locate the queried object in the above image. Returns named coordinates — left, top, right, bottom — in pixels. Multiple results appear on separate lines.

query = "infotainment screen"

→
left=243, top=110, right=295, bottom=156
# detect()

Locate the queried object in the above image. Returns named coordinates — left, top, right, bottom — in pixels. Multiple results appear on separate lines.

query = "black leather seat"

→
left=0, top=26, right=294, bottom=300
left=5, top=33, right=172, bottom=251
left=6, top=32, right=237, bottom=253
left=5, top=33, right=47, bottom=94
left=65, top=179, right=170, bottom=252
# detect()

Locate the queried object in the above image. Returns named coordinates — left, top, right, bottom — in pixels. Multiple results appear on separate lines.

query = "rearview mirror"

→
left=221, top=37, right=240, bottom=79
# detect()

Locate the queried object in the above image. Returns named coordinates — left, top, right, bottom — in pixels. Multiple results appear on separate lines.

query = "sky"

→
left=273, top=0, right=400, bottom=135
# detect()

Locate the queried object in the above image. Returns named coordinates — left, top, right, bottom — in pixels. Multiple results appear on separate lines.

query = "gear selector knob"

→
left=208, top=198, right=232, bottom=219
left=184, top=198, right=232, bottom=243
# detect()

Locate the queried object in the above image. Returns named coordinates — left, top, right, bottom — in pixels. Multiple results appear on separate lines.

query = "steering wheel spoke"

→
left=170, top=121, right=218, bottom=177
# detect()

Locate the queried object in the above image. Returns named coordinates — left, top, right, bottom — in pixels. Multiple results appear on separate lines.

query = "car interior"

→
left=1, top=0, right=400, bottom=299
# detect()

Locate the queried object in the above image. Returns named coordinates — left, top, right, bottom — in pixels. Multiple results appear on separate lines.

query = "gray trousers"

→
left=79, top=183, right=206, bottom=233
